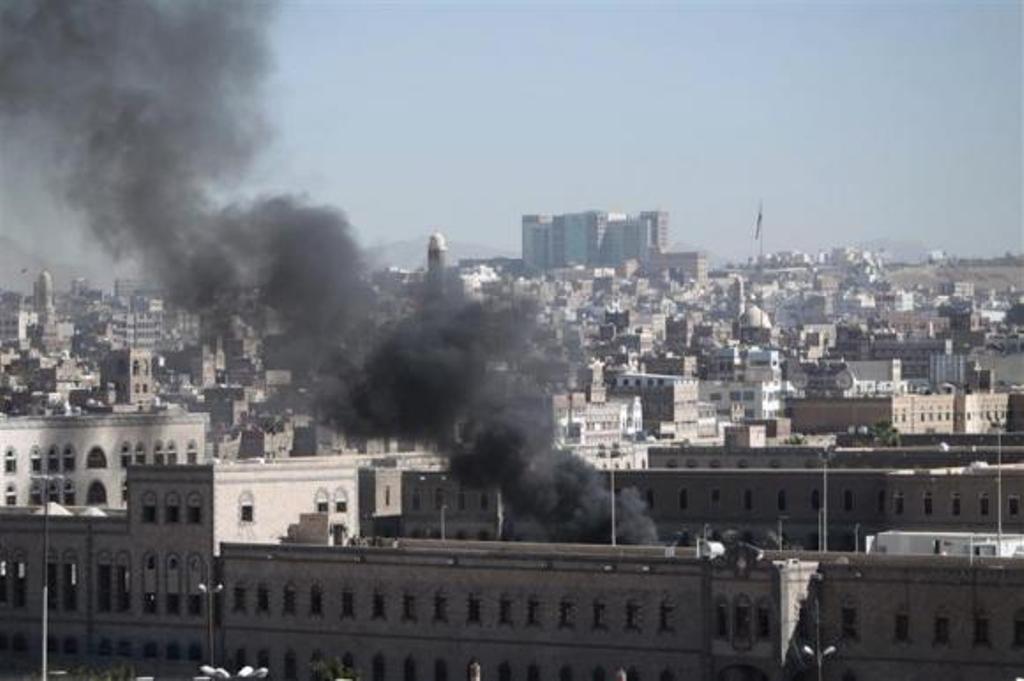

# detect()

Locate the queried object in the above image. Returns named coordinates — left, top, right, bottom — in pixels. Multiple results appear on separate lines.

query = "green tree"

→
left=311, top=656, right=358, bottom=681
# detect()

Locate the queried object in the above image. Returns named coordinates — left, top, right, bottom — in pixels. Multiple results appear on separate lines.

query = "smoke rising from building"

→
left=325, top=300, right=658, bottom=543
left=0, top=0, right=655, bottom=544
left=0, top=0, right=366, bottom=354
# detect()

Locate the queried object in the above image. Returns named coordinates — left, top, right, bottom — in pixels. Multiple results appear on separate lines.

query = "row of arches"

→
left=3, top=480, right=108, bottom=506
left=3, top=439, right=201, bottom=474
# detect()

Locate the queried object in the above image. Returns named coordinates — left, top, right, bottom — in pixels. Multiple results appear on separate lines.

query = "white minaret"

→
left=427, top=231, right=448, bottom=298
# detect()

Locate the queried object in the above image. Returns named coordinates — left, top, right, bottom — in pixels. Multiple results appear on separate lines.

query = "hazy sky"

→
left=253, top=0, right=1022, bottom=260
left=1, top=0, right=1020, bottom=275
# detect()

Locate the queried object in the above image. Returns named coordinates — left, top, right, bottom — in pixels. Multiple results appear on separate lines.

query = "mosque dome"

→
left=740, top=304, right=773, bottom=330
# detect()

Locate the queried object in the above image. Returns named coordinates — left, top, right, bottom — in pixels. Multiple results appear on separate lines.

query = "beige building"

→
left=1, top=411, right=208, bottom=508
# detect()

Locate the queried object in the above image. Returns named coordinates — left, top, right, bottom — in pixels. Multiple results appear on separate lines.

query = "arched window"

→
left=62, top=480, right=75, bottom=506
left=165, top=493, right=181, bottom=523
left=119, top=442, right=131, bottom=469
left=30, top=447, right=41, bottom=473
left=167, top=441, right=178, bottom=465
left=135, top=442, right=147, bottom=465
left=3, top=448, right=16, bottom=474
left=153, top=441, right=164, bottom=465
left=47, top=445, right=59, bottom=472
left=560, top=667, right=573, bottom=681
left=62, top=445, right=75, bottom=472
left=627, top=668, right=640, bottom=681
left=341, top=653, right=355, bottom=671
left=373, top=654, right=386, bottom=681
left=187, top=440, right=199, bottom=464
left=334, top=487, right=349, bottom=513
left=434, top=659, right=448, bottom=681
left=979, top=493, right=991, bottom=516
left=527, top=667, right=540, bottom=681
left=405, top=656, right=418, bottom=681
left=86, top=447, right=107, bottom=469
left=30, top=480, right=42, bottom=505
left=315, top=488, right=330, bottom=514
left=239, top=491, right=255, bottom=523
left=5, top=483, right=16, bottom=506
left=166, top=554, right=182, bottom=614
left=498, top=663, right=511, bottom=681
left=187, top=493, right=202, bottom=524
left=282, top=582, right=297, bottom=615
left=734, top=595, right=752, bottom=641
left=715, top=596, right=729, bottom=638
left=86, top=481, right=108, bottom=506
left=923, top=491, right=933, bottom=516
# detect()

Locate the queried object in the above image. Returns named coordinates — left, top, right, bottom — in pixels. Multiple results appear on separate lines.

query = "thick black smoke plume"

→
left=1, top=0, right=655, bottom=544
left=0, top=0, right=367, bottom=360
left=325, top=300, right=658, bottom=544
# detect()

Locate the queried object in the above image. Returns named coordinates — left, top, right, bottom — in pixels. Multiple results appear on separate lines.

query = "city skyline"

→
left=2, top=1, right=1021, bottom=276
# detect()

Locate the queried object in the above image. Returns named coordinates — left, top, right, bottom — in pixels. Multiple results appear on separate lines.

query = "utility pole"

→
left=610, top=467, right=617, bottom=547
left=32, top=472, right=63, bottom=681
left=198, top=583, right=223, bottom=668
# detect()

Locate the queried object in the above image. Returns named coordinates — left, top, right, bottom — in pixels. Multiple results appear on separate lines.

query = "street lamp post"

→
left=802, top=574, right=837, bottom=681
left=820, top=446, right=834, bottom=553
left=777, top=515, right=787, bottom=550
left=32, top=472, right=64, bottom=681
left=854, top=523, right=861, bottom=553
left=198, top=583, right=224, bottom=668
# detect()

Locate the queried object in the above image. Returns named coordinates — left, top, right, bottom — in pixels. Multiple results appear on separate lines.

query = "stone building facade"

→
left=0, top=411, right=208, bottom=509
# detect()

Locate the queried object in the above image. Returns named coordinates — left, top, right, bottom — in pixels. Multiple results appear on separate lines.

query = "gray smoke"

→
left=325, top=300, right=658, bottom=544
left=1, top=0, right=655, bottom=544
left=0, top=0, right=366, bottom=358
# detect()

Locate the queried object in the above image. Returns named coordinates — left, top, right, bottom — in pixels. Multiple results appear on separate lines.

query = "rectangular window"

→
left=1010, top=496, right=1020, bottom=517
left=166, top=593, right=181, bottom=615
left=894, top=613, right=909, bottom=642
left=841, top=606, right=858, bottom=640
left=97, top=565, right=112, bottom=613
left=372, top=591, right=386, bottom=620
left=61, top=563, right=77, bottom=612
left=240, top=504, right=254, bottom=523
left=13, top=562, right=27, bottom=608
left=467, top=595, right=482, bottom=624
left=526, top=597, right=540, bottom=626
left=403, top=593, right=416, bottom=622
left=142, top=504, right=157, bottom=524
left=282, top=589, right=296, bottom=615
left=143, top=591, right=157, bottom=614
left=232, top=586, right=247, bottom=613
left=715, top=602, right=728, bottom=638
left=499, top=597, right=512, bottom=625
left=341, top=589, right=354, bottom=619
left=558, top=599, right=575, bottom=629
left=257, top=585, right=269, bottom=614
left=433, top=592, right=448, bottom=622
left=188, top=594, right=201, bottom=616
left=625, top=601, right=641, bottom=631
left=592, top=600, right=606, bottom=630
left=659, top=601, right=675, bottom=633
left=116, top=566, right=130, bottom=611
left=756, top=604, right=770, bottom=639
left=711, top=488, right=721, bottom=505
left=47, top=562, right=57, bottom=610
left=187, top=505, right=202, bottom=524
left=934, top=616, right=950, bottom=645
left=310, top=588, right=323, bottom=616
left=973, top=615, right=990, bottom=646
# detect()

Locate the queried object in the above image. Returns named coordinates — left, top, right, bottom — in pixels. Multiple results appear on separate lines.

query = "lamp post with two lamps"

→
left=802, top=573, right=837, bottom=681
left=31, top=471, right=65, bottom=681
left=198, top=664, right=269, bottom=680
left=198, top=582, right=224, bottom=669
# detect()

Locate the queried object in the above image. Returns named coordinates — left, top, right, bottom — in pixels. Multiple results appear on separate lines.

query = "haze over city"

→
left=0, top=2, right=1023, bottom=681
left=2, top=0, right=1021, bottom=287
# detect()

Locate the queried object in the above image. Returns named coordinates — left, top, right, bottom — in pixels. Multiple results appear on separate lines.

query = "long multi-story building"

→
left=2, top=463, right=1024, bottom=681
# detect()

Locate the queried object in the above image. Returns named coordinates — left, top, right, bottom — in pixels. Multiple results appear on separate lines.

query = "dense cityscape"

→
left=1, top=2, right=1021, bottom=681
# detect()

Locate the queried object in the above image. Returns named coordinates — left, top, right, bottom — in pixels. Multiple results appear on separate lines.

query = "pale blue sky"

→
left=255, top=1, right=1022, bottom=259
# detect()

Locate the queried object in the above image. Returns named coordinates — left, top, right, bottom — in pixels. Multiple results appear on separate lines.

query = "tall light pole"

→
left=610, top=467, right=617, bottom=547
left=198, top=583, right=224, bottom=668
left=32, top=472, right=64, bottom=681
left=820, top=446, right=834, bottom=553
left=777, top=515, right=787, bottom=550
left=802, top=574, right=836, bottom=681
